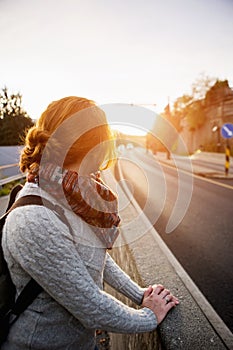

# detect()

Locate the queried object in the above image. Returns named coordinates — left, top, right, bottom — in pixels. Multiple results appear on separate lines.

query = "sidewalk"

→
left=154, top=151, right=233, bottom=179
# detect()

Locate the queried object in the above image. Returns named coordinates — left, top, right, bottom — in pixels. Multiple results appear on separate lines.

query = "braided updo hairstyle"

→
left=20, top=96, right=115, bottom=176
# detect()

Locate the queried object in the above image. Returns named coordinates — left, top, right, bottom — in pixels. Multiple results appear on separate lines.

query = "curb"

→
left=156, top=158, right=233, bottom=180
left=196, top=172, right=233, bottom=179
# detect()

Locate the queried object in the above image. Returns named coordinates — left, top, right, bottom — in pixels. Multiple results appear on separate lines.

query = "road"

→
left=0, top=146, right=23, bottom=177
left=118, top=147, right=233, bottom=333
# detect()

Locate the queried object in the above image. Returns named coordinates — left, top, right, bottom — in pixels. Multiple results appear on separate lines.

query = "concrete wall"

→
left=104, top=170, right=231, bottom=350
left=106, top=243, right=161, bottom=350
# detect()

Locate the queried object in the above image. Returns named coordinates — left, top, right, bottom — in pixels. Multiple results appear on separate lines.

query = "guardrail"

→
left=0, top=163, right=25, bottom=186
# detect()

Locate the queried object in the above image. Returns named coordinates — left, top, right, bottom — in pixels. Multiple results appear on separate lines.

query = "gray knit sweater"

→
left=2, top=183, right=157, bottom=350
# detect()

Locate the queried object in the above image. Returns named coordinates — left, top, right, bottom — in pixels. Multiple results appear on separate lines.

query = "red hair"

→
left=20, top=96, right=115, bottom=174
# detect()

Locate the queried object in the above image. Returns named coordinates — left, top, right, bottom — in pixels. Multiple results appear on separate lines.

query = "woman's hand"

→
left=142, top=284, right=179, bottom=324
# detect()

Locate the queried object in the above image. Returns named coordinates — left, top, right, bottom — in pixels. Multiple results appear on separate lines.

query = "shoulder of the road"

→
left=156, top=151, right=233, bottom=180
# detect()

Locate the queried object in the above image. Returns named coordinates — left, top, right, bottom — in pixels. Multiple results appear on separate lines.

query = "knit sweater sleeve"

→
left=4, top=206, right=157, bottom=333
left=103, top=253, right=147, bottom=305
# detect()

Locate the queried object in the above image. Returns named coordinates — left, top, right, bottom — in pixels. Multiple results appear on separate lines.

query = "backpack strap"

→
left=5, top=184, right=24, bottom=212
left=8, top=195, right=72, bottom=232
left=10, top=279, right=43, bottom=321
left=3, top=194, right=72, bottom=322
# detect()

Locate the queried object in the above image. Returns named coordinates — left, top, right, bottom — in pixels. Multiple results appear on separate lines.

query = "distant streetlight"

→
left=130, top=103, right=157, bottom=108
left=212, top=123, right=221, bottom=152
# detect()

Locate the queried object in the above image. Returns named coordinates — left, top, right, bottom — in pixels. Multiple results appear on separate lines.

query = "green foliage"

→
left=0, top=87, right=34, bottom=145
left=0, top=179, right=25, bottom=197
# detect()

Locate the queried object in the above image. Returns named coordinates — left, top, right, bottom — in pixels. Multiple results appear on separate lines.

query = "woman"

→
left=2, top=96, right=179, bottom=349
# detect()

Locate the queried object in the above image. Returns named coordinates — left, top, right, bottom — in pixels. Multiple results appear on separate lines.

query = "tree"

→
left=171, top=74, right=216, bottom=131
left=191, top=73, right=216, bottom=101
left=146, top=103, right=182, bottom=158
left=163, top=102, right=183, bottom=133
left=185, top=100, right=205, bottom=131
left=0, top=87, right=34, bottom=145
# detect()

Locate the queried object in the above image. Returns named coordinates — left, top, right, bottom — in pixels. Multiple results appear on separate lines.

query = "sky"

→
left=0, top=0, right=233, bottom=134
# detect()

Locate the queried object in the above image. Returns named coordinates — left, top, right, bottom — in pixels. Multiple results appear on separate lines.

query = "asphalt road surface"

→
left=118, top=147, right=233, bottom=333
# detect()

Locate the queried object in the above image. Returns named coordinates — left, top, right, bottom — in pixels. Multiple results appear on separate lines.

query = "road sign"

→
left=221, top=123, right=233, bottom=139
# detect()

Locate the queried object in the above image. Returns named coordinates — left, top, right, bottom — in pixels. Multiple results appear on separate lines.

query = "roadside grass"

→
left=0, top=180, right=25, bottom=197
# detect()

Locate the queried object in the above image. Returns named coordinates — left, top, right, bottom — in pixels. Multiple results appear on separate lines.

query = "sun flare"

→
left=111, top=124, right=147, bottom=136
